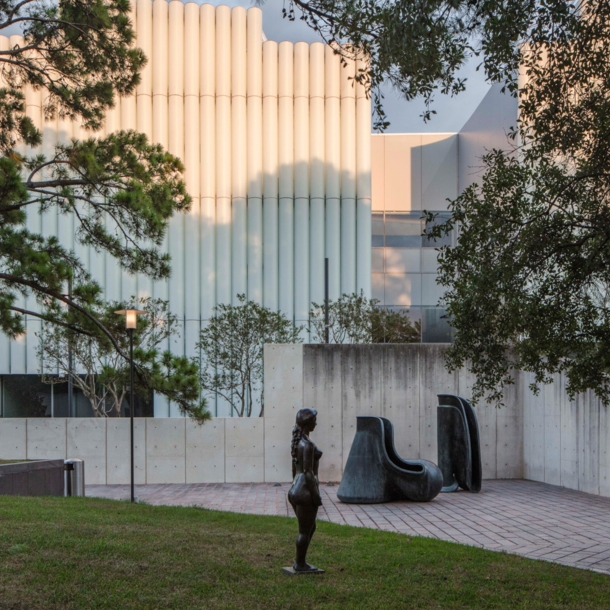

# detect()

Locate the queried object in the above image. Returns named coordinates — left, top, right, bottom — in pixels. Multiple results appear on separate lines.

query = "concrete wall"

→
left=0, top=417, right=273, bottom=485
left=4, top=344, right=608, bottom=495
left=268, top=344, right=523, bottom=483
left=521, top=373, right=610, bottom=497
left=266, top=344, right=610, bottom=497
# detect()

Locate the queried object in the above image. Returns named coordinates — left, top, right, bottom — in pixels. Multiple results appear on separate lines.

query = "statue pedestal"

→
left=281, top=567, right=325, bottom=576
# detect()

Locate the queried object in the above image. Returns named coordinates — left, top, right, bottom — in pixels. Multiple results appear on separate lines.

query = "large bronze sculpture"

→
left=284, top=408, right=325, bottom=575
left=337, top=416, right=443, bottom=503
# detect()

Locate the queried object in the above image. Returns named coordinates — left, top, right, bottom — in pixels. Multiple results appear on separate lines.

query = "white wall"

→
left=0, top=4, right=371, bottom=417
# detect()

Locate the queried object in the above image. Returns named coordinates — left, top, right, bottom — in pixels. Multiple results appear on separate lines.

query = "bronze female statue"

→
left=287, top=408, right=323, bottom=573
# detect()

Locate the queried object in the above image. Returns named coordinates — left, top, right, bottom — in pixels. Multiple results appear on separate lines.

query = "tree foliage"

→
left=37, top=297, right=209, bottom=421
left=0, top=2, right=207, bottom=419
left=283, top=0, right=574, bottom=127
left=428, top=1, right=610, bottom=404
left=309, top=293, right=420, bottom=344
left=197, top=295, right=302, bottom=417
left=0, top=0, right=143, bottom=152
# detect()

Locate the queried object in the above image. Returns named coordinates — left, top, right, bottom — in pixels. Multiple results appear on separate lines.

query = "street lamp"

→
left=115, top=308, right=146, bottom=503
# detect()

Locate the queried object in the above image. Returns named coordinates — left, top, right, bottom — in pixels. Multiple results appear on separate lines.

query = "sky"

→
left=2, top=0, right=492, bottom=133
left=225, top=0, right=492, bottom=134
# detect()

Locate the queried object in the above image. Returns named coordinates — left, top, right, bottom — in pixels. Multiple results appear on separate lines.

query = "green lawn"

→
left=0, top=496, right=608, bottom=609
left=0, top=460, right=30, bottom=465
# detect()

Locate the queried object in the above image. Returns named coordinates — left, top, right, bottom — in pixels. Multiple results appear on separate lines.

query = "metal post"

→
left=130, top=328, right=135, bottom=503
left=324, top=257, right=329, bottom=344
left=67, top=278, right=73, bottom=418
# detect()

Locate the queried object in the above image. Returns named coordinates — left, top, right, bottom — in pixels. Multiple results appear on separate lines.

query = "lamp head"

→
left=114, top=309, right=147, bottom=330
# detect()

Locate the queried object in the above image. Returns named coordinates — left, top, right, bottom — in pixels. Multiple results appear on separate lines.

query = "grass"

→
left=0, top=460, right=31, bottom=465
left=0, top=497, right=608, bottom=609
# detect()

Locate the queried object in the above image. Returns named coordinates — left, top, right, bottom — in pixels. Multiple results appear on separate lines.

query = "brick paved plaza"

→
left=87, top=479, right=610, bottom=575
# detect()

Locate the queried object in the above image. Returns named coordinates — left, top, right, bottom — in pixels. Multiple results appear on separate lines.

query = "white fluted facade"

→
left=0, top=3, right=372, bottom=415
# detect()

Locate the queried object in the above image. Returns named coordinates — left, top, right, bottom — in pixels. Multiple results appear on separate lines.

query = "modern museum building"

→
left=0, top=2, right=516, bottom=417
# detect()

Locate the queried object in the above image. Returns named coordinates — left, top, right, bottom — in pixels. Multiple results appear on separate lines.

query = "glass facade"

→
left=371, top=211, right=454, bottom=343
left=0, top=376, right=153, bottom=418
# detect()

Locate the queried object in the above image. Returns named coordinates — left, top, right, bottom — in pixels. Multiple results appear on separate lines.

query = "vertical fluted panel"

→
left=215, top=5, right=232, bottom=306
left=278, top=41, right=294, bottom=319
left=262, top=40, right=279, bottom=310
left=41, top=95, right=58, bottom=241
left=9, top=38, right=27, bottom=372
left=325, top=45, right=341, bottom=301
left=151, top=0, right=169, bottom=311
left=167, top=0, right=185, bottom=417
left=340, top=54, right=356, bottom=295
left=136, top=0, right=153, bottom=300
left=118, top=3, right=137, bottom=302
left=309, top=42, right=325, bottom=308
left=231, top=7, right=247, bottom=304
left=294, top=42, right=310, bottom=326
left=152, top=0, right=168, bottom=148
left=184, top=2, right=201, bottom=348
left=102, top=96, right=122, bottom=305
left=56, top=71, right=76, bottom=285
left=23, top=54, right=43, bottom=374
left=200, top=3, right=216, bottom=319
left=356, top=56, right=372, bottom=297
left=136, top=0, right=153, bottom=138
left=0, top=38, right=9, bottom=371
left=246, top=7, right=263, bottom=304
left=167, top=0, right=185, bottom=347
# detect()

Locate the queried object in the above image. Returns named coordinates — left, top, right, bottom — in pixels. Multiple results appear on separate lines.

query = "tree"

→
left=0, top=0, right=143, bottom=152
left=309, top=293, right=420, bottom=344
left=0, top=2, right=205, bottom=418
left=426, top=1, right=610, bottom=405
left=37, top=297, right=207, bottom=420
left=197, top=295, right=302, bottom=417
left=289, top=0, right=610, bottom=404
left=282, top=0, right=572, bottom=127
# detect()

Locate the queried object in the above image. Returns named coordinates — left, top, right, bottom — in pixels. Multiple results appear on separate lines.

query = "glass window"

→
left=372, top=248, right=384, bottom=273
left=1, top=376, right=52, bottom=417
left=385, top=212, right=422, bottom=248
left=422, top=212, right=453, bottom=248
left=372, top=212, right=384, bottom=247
left=0, top=375, right=154, bottom=418
left=421, top=307, right=453, bottom=343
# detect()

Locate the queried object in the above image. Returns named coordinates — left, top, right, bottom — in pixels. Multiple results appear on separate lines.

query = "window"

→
left=372, top=212, right=384, bottom=247
left=422, top=212, right=453, bottom=248
left=421, top=308, right=453, bottom=343
left=0, top=375, right=154, bottom=418
left=385, top=212, right=422, bottom=248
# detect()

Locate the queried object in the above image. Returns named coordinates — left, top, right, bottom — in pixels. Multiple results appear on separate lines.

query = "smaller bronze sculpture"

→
left=437, top=394, right=482, bottom=493
left=283, top=408, right=325, bottom=575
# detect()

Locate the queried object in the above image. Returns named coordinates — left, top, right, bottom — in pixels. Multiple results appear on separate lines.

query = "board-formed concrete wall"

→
left=266, top=344, right=523, bottom=483
left=266, top=344, right=610, bottom=497
left=521, top=373, right=610, bottom=497
left=2, top=344, right=607, bottom=493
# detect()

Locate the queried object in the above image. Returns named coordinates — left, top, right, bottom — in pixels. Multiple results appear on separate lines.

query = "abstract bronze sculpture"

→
left=337, top=416, right=443, bottom=503
left=437, top=394, right=482, bottom=493
left=284, top=408, right=325, bottom=575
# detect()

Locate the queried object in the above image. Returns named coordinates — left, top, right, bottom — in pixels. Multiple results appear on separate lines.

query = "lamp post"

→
left=115, top=308, right=146, bottom=503
left=324, top=258, right=329, bottom=344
